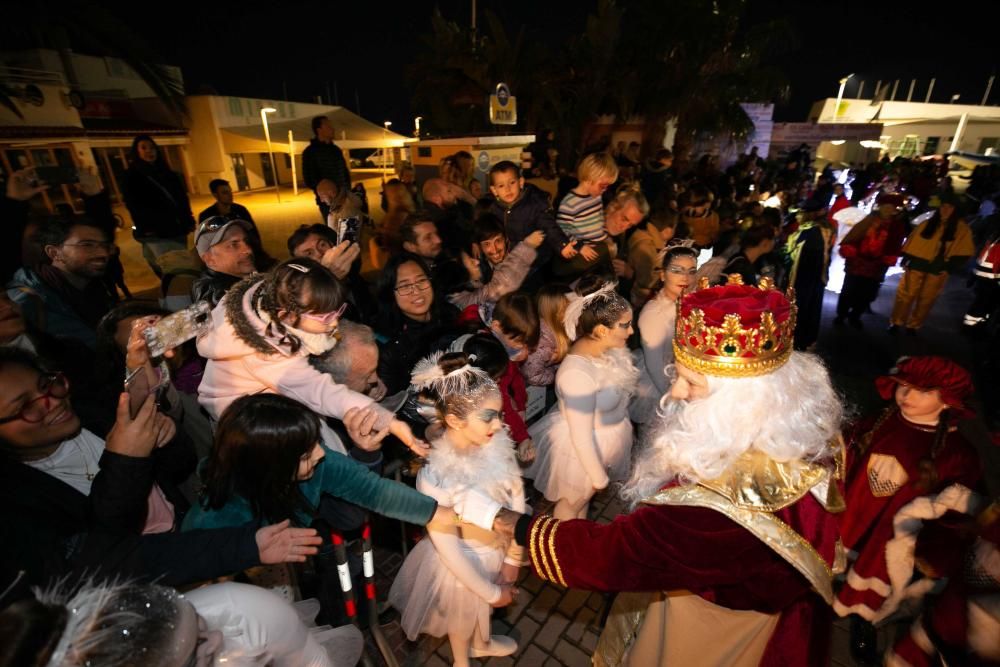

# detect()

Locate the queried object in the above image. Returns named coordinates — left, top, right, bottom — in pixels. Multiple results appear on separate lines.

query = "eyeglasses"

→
left=299, top=302, right=348, bottom=326
left=0, top=373, right=70, bottom=425
left=394, top=277, right=431, bottom=296
left=62, top=240, right=113, bottom=252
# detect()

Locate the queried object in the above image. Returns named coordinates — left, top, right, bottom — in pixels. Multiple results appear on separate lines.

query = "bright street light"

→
left=260, top=107, right=280, bottom=203
left=414, top=116, right=422, bottom=137
left=950, top=94, right=961, bottom=104
left=832, top=73, right=854, bottom=121
left=382, top=121, right=392, bottom=172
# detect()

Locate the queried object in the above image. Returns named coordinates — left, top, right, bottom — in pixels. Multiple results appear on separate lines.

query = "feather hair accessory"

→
left=410, top=350, right=495, bottom=400
left=562, top=281, right=618, bottom=341
left=656, top=238, right=698, bottom=267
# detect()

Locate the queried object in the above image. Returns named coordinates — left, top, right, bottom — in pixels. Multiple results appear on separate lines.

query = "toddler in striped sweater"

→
left=557, top=153, right=619, bottom=261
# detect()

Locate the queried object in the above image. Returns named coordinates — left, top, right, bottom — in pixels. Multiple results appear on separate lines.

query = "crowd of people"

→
left=0, top=115, right=997, bottom=667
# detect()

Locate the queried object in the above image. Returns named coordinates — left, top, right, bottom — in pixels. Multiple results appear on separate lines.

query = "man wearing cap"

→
left=191, top=217, right=256, bottom=307
left=835, top=192, right=908, bottom=328
left=835, top=355, right=981, bottom=662
left=889, top=194, right=974, bottom=334
left=475, top=277, right=848, bottom=665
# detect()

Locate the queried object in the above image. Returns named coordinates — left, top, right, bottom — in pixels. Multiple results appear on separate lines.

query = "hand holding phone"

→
left=143, top=302, right=212, bottom=357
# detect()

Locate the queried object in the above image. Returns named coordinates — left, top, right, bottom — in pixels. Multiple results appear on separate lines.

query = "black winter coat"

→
left=123, top=164, right=195, bottom=239
left=488, top=184, right=567, bottom=266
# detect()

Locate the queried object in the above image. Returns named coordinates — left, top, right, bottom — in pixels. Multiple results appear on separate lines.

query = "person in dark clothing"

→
left=198, top=179, right=274, bottom=271
left=640, top=148, right=677, bottom=213
left=422, top=177, right=476, bottom=256
left=374, top=255, right=460, bottom=396
left=723, top=223, right=776, bottom=286
left=123, top=135, right=195, bottom=275
left=7, top=216, right=119, bottom=351
left=191, top=217, right=256, bottom=307
left=302, top=116, right=352, bottom=222
left=784, top=201, right=831, bottom=350
left=487, top=161, right=571, bottom=270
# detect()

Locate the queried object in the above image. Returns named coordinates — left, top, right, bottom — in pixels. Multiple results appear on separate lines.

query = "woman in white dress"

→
left=525, top=276, right=638, bottom=521
left=630, top=244, right=699, bottom=424
left=388, top=351, right=526, bottom=667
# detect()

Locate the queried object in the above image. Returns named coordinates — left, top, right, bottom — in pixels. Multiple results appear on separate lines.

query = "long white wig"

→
left=621, top=352, right=844, bottom=508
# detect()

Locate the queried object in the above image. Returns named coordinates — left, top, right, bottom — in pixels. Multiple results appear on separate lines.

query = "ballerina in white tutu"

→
left=525, top=275, right=638, bottom=520
left=630, top=242, right=698, bottom=424
left=388, top=351, right=526, bottom=667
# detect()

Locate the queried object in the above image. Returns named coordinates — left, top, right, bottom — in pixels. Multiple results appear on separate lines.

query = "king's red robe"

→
left=518, top=455, right=842, bottom=666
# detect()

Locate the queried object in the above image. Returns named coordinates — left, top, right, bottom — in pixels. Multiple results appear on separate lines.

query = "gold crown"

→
left=672, top=275, right=797, bottom=378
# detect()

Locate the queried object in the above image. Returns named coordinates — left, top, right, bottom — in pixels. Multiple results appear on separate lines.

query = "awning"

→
left=219, top=106, right=414, bottom=154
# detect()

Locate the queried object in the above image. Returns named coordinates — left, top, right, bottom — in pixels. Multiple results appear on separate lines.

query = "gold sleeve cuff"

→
left=528, top=515, right=567, bottom=587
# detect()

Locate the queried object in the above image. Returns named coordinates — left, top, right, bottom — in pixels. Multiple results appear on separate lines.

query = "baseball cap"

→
left=195, top=217, right=253, bottom=255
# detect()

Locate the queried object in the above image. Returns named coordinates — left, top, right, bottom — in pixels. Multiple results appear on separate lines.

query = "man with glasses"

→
left=6, top=216, right=118, bottom=350
left=191, top=217, right=256, bottom=307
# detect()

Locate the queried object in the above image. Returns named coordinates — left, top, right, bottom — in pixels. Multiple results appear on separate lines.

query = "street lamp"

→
left=383, top=121, right=392, bottom=173
left=832, top=73, right=854, bottom=121
left=414, top=116, right=422, bottom=138
left=260, top=107, right=280, bottom=203
left=950, top=94, right=961, bottom=104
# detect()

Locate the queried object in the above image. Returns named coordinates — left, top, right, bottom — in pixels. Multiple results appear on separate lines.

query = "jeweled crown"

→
left=672, top=274, right=797, bottom=378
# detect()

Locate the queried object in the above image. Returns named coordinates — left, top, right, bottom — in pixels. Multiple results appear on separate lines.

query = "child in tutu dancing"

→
left=388, top=351, right=526, bottom=666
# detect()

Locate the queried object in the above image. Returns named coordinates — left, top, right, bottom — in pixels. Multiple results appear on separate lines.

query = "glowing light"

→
left=860, top=140, right=886, bottom=149
left=830, top=140, right=846, bottom=145
left=762, top=195, right=783, bottom=208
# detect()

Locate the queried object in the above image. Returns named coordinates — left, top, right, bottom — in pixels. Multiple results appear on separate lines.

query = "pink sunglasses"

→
left=299, top=302, right=348, bottom=326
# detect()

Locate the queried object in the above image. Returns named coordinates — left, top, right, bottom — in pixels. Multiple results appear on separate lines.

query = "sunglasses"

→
left=299, top=302, right=348, bottom=326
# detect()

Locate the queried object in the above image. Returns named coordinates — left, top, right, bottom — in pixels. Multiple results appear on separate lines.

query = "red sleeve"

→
left=526, top=505, right=813, bottom=612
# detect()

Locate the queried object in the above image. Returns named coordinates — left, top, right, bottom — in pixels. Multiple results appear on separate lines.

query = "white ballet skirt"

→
left=630, top=293, right=678, bottom=424
left=389, top=431, right=526, bottom=643
left=525, top=348, right=638, bottom=503
left=185, top=582, right=364, bottom=667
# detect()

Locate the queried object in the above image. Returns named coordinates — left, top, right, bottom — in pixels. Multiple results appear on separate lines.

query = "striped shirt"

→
left=557, top=191, right=607, bottom=242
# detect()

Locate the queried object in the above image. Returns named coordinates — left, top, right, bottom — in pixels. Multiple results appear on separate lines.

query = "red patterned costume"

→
left=510, top=278, right=846, bottom=666
left=835, top=357, right=982, bottom=621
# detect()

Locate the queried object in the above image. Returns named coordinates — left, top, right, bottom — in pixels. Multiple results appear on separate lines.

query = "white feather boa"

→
left=425, top=429, right=523, bottom=508
left=587, top=347, right=641, bottom=396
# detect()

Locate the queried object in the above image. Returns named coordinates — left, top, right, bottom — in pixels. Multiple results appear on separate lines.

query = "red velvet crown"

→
left=673, top=276, right=797, bottom=377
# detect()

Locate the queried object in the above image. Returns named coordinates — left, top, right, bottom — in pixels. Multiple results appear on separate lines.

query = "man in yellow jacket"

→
left=889, top=193, right=974, bottom=333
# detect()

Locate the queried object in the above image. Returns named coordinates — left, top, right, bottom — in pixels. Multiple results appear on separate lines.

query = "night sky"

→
left=100, top=0, right=1000, bottom=131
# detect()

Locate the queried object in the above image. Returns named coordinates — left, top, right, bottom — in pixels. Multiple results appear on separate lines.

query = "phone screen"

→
left=126, top=370, right=152, bottom=419
left=338, top=217, right=360, bottom=245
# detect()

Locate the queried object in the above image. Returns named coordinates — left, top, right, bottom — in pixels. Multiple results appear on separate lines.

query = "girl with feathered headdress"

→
left=388, top=351, right=526, bottom=666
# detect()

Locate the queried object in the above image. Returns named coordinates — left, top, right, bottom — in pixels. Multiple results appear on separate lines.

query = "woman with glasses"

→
left=197, top=257, right=427, bottom=456
left=374, top=255, right=460, bottom=395
left=525, top=276, right=638, bottom=521
left=630, top=245, right=699, bottom=424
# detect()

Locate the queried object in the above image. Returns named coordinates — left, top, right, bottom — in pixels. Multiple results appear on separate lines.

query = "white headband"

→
left=562, top=281, right=618, bottom=341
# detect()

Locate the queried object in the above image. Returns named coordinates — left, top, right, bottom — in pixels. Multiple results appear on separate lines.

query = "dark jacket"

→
left=376, top=304, right=461, bottom=395
left=123, top=163, right=195, bottom=240
left=489, top=184, right=567, bottom=266
left=197, top=202, right=257, bottom=228
left=191, top=268, right=243, bottom=308
left=302, top=139, right=350, bottom=194
left=0, top=443, right=258, bottom=589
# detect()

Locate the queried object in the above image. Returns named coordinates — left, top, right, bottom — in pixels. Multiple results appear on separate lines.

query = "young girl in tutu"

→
left=525, top=275, right=638, bottom=520
left=630, top=243, right=698, bottom=424
left=389, top=351, right=525, bottom=666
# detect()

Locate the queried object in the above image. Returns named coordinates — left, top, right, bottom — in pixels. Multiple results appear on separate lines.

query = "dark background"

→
left=102, top=0, right=1000, bottom=131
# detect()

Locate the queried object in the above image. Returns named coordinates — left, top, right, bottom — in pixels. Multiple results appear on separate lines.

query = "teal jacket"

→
left=182, top=444, right=437, bottom=531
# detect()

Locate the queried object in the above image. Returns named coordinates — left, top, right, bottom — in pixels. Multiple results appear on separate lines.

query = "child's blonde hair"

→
left=536, top=284, right=572, bottom=363
left=576, top=152, right=619, bottom=184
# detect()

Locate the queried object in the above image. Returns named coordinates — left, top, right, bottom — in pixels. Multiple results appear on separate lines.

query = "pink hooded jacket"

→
left=196, top=277, right=391, bottom=428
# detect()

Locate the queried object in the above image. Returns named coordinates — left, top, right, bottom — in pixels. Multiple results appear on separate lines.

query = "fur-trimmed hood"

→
left=198, top=275, right=292, bottom=360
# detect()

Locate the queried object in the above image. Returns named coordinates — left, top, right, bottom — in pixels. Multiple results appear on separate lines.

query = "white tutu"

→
left=388, top=535, right=505, bottom=642
left=525, top=406, right=633, bottom=503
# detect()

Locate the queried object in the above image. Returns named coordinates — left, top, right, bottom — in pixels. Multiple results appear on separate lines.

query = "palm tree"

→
left=0, top=2, right=186, bottom=121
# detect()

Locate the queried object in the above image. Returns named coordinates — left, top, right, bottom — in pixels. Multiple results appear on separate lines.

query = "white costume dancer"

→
left=525, top=278, right=638, bottom=520
left=630, top=244, right=698, bottom=424
left=388, top=352, right=525, bottom=667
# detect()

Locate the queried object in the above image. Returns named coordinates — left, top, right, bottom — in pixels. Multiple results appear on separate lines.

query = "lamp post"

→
left=383, top=121, right=392, bottom=173
left=260, top=107, right=280, bottom=203
left=832, top=73, right=854, bottom=121
left=414, top=116, right=422, bottom=138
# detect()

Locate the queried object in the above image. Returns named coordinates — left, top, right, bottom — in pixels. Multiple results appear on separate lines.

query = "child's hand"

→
left=524, top=230, right=545, bottom=248
left=491, top=584, right=518, bottom=608
left=499, top=562, right=521, bottom=584
left=580, top=245, right=599, bottom=262
left=516, top=438, right=535, bottom=463
left=560, top=243, right=578, bottom=259
left=390, top=418, right=431, bottom=457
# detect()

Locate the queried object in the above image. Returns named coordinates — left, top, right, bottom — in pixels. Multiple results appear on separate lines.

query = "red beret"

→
left=876, top=356, right=974, bottom=417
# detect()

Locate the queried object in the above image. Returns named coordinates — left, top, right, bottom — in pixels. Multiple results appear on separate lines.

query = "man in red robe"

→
left=476, top=277, right=848, bottom=665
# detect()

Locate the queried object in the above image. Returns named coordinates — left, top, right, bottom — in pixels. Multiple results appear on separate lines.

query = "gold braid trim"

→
left=530, top=516, right=557, bottom=583
left=546, top=519, right=568, bottom=587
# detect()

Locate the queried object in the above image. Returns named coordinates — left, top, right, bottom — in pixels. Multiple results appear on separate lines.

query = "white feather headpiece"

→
left=655, top=238, right=698, bottom=267
left=562, top=281, right=618, bottom=341
left=410, top=350, right=495, bottom=398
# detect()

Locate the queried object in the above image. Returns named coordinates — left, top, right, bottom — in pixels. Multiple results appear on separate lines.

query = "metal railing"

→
left=0, top=65, right=66, bottom=86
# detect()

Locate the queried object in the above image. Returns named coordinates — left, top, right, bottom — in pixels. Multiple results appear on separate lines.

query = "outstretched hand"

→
left=343, top=406, right=390, bottom=452
left=6, top=168, right=48, bottom=201
left=256, top=520, right=323, bottom=564
left=389, top=418, right=431, bottom=457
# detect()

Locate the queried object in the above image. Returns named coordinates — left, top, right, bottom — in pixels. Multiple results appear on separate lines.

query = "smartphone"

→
left=125, top=368, right=153, bottom=419
left=337, top=217, right=361, bottom=245
left=33, top=166, right=79, bottom=186
left=143, top=301, right=212, bottom=357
